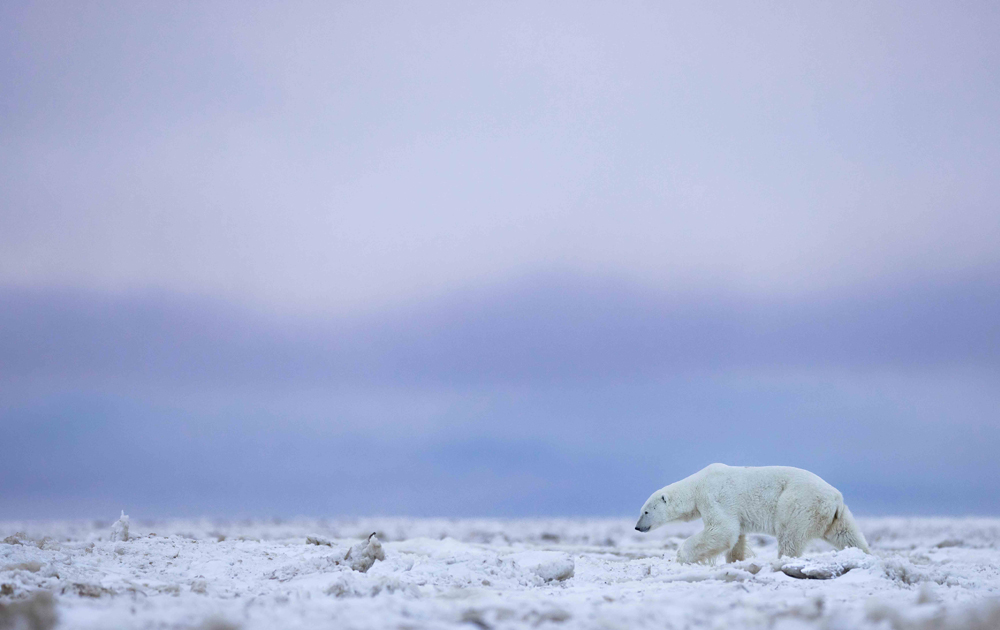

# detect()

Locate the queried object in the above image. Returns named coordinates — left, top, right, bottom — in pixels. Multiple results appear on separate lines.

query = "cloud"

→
left=1, top=269, right=997, bottom=393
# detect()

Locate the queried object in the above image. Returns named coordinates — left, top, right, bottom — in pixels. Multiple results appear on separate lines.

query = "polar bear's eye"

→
left=644, top=511, right=648, bottom=515
left=662, top=497, right=667, bottom=503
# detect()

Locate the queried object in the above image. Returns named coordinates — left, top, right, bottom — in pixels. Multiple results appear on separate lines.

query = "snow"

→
left=1, top=516, right=999, bottom=629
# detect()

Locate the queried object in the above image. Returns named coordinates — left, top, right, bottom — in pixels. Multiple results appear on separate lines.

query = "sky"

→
left=1, top=1, right=998, bottom=519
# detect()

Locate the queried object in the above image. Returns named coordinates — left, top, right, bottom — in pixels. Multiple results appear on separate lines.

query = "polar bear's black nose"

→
left=635, top=526, right=641, bottom=531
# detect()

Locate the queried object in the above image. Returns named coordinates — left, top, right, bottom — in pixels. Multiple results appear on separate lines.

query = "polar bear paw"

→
left=677, top=545, right=710, bottom=565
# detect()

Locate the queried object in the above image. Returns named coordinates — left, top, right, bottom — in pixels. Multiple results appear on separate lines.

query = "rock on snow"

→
left=344, top=533, right=385, bottom=573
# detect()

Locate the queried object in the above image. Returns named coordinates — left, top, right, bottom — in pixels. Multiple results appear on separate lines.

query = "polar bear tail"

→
left=824, top=504, right=871, bottom=554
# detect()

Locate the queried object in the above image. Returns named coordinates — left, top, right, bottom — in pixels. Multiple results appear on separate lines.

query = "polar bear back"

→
left=693, top=464, right=843, bottom=537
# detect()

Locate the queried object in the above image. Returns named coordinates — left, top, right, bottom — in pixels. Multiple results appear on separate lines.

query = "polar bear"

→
left=635, top=463, right=870, bottom=563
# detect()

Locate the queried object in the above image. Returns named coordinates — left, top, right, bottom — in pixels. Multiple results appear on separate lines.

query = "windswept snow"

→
left=1, top=517, right=998, bottom=629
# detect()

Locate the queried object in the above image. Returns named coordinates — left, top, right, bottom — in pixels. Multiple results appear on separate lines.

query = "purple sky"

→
left=1, top=1, right=998, bottom=518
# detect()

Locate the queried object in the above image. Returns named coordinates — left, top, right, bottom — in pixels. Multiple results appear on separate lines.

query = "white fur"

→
left=635, top=464, right=871, bottom=563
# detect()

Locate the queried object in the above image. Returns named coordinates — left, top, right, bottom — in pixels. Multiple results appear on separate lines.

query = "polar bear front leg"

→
left=725, top=534, right=752, bottom=563
left=677, top=518, right=740, bottom=564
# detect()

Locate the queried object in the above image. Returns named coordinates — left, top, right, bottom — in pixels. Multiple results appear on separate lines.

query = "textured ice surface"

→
left=1, top=517, right=999, bottom=629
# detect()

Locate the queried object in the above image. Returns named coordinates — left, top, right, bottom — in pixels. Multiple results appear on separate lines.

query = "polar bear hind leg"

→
left=776, top=531, right=808, bottom=558
left=775, top=487, right=838, bottom=558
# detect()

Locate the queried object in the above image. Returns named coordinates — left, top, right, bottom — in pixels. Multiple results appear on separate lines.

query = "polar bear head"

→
left=634, top=490, right=670, bottom=532
left=635, top=482, right=698, bottom=532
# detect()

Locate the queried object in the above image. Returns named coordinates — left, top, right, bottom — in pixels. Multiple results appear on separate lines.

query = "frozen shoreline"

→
left=3, top=517, right=999, bottom=629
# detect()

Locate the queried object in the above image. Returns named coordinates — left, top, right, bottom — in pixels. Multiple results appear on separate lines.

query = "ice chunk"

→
left=510, top=551, right=575, bottom=582
left=344, top=533, right=385, bottom=573
left=777, top=547, right=871, bottom=580
left=110, top=511, right=129, bottom=542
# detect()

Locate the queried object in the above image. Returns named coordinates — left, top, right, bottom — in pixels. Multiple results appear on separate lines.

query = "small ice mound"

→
left=1, top=532, right=29, bottom=546
left=345, top=533, right=385, bottom=573
left=510, top=551, right=575, bottom=582
left=110, top=511, right=129, bottom=542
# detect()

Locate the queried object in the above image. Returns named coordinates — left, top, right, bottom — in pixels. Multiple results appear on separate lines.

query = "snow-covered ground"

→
left=2, top=516, right=999, bottom=629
